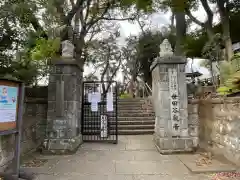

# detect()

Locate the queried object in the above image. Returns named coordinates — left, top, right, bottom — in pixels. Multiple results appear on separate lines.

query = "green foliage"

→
left=31, top=37, right=61, bottom=60
left=202, top=33, right=223, bottom=61
left=119, top=93, right=132, bottom=99
left=184, top=32, right=207, bottom=58
left=217, top=53, right=240, bottom=95
left=136, top=30, right=163, bottom=84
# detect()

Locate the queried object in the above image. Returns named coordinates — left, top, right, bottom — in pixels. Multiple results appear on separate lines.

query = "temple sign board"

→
left=0, top=78, right=25, bottom=179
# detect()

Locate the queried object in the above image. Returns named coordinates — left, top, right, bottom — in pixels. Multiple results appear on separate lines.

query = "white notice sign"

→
left=91, top=102, right=98, bottom=112
left=107, top=92, right=113, bottom=112
left=91, top=92, right=101, bottom=103
left=100, top=115, right=108, bottom=138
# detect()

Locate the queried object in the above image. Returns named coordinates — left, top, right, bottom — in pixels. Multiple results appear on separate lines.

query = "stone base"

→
left=153, top=133, right=198, bottom=154
left=41, top=134, right=83, bottom=155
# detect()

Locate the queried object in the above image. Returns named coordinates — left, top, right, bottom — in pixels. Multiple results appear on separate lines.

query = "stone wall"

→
left=198, top=97, right=240, bottom=166
left=0, top=86, right=48, bottom=171
left=187, top=100, right=199, bottom=147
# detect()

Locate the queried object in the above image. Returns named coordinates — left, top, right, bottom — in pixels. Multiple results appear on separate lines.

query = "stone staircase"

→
left=117, top=98, right=155, bottom=135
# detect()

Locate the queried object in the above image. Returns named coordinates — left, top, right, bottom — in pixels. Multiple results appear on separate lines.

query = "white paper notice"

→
left=87, top=93, right=92, bottom=102
left=91, top=102, right=98, bottom=112
left=91, top=92, right=101, bottom=103
left=107, top=92, right=113, bottom=112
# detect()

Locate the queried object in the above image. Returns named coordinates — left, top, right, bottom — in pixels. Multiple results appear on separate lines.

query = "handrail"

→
left=145, top=83, right=152, bottom=93
left=140, top=82, right=152, bottom=98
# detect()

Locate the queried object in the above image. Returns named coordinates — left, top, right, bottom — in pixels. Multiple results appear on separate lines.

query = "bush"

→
left=217, top=53, right=240, bottom=95
left=119, top=93, right=131, bottom=99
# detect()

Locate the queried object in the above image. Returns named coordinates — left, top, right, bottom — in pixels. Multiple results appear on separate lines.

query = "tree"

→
left=215, top=0, right=234, bottom=61
left=184, top=8, right=240, bottom=59
left=0, top=0, right=50, bottom=85
left=185, top=0, right=215, bottom=39
left=137, top=30, right=163, bottom=85
left=87, top=28, right=122, bottom=95
left=45, top=0, right=137, bottom=69
left=121, top=35, right=140, bottom=97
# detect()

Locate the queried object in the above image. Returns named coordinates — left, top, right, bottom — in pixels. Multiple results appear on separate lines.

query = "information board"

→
left=0, top=78, right=25, bottom=179
left=0, top=80, right=19, bottom=131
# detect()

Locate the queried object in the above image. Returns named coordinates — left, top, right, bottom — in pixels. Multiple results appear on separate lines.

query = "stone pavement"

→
left=31, top=136, right=215, bottom=180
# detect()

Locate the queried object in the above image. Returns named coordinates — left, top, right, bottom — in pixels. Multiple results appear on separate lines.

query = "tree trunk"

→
left=170, top=11, right=175, bottom=33
left=129, top=76, right=135, bottom=98
left=224, top=33, right=233, bottom=61
left=175, top=11, right=186, bottom=56
left=217, top=0, right=233, bottom=61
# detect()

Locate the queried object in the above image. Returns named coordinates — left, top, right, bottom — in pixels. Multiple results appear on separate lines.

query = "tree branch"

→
left=54, top=0, right=66, bottom=24
left=106, top=52, right=122, bottom=92
left=185, top=8, right=204, bottom=27
left=86, top=1, right=112, bottom=31
left=84, top=0, right=93, bottom=23
left=69, top=0, right=75, bottom=8
left=200, top=0, right=213, bottom=25
left=64, top=0, right=85, bottom=25
left=101, top=16, right=135, bottom=21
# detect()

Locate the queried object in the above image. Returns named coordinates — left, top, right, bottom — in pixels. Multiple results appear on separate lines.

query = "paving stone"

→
left=177, top=154, right=237, bottom=173
left=115, top=160, right=172, bottom=175
left=32, top=135, right=238, bottom=180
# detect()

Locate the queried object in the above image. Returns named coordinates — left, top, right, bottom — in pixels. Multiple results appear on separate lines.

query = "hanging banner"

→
left=91, top=102, right=98, bottom=112
left=106, top=92, right=113, bottom=112
left=91, top=92, right=101, bottom=103
left=89, top=92, right=101, bottom=112
left=0, top=81, right=19, bottom=131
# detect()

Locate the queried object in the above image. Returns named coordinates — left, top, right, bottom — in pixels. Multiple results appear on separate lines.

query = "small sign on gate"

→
left=100, top=114, right=108, bottom=138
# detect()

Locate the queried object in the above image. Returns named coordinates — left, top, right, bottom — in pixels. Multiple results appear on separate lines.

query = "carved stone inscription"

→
left=168, top=68, right=181, bottom=136
left=52, top=119, right=68, bottom=138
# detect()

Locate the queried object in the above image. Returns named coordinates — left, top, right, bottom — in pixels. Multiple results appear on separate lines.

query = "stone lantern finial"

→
left=159, top=39, right=173, bottom=57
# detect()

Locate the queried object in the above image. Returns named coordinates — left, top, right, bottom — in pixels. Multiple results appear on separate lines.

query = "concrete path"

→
left=33, top=136, right=214, bottom=180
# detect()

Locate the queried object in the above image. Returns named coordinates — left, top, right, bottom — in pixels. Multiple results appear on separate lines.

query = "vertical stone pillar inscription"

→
left=43, top=41, right=83, bottom=154
left=151, top=39, right=198, bottom=154
left=169, top=68, right=181, bottom=136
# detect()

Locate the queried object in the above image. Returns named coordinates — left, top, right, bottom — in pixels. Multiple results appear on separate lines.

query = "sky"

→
left=84, top=4, right=220, bottom=81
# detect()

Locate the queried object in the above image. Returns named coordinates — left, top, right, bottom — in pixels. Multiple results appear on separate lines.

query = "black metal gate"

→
left=81, top=81, right=118, bottom=143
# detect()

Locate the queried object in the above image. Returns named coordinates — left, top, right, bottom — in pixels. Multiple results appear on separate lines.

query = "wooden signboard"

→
left=0, top=80, right=19, bottom=132
left=0, top=78, right=26, bottom=179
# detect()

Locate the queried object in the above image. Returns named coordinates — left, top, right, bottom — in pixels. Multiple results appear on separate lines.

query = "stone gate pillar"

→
left=43, top=40, right=83, bottom=154
left=150, top=39, right=198, bottom=154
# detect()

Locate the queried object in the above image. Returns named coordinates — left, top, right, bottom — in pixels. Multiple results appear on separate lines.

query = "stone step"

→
left=118, top=112, right=155, bottom=117
left=117, top=101, right=152, bottom=105
left=118, top=120, right=155, bottom=125
left=83, top=105, right=153, bottom=111
left=83, top=120, right=155, bottom=125
left=117, top=107, right=153, bottom=111
left=118, top=97, right=151, bottom=100
left=119, top=129, right=154, bottom=135
left=82, top=124, right=154, bottom=130
left=118, top=109, right=154, bottom=113
left=117, top=105, right=153, bottom=109
left=83, top=116, right=154, bottom=121
left=118, top=124, right=154, bottom=130
left=82, top=129, right=154, bottom=135
left=118, top=116, right=155, bottom=121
